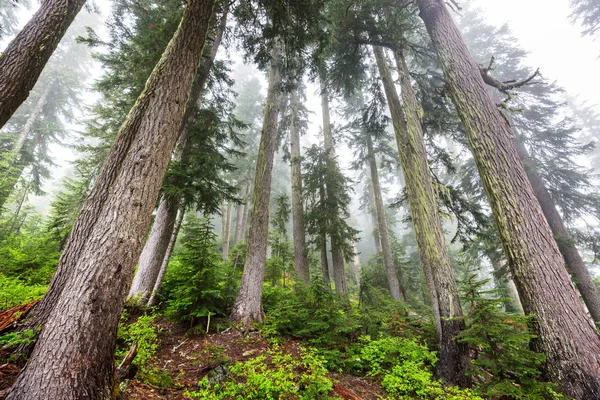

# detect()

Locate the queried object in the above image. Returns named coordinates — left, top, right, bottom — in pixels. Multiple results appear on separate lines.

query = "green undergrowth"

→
left=0, top=274, right=47, bottom=310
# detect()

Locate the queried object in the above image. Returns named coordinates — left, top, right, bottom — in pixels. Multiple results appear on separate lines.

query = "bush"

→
left=0, top=274, right=47, bottom=310
left=187, top=347, right=334, bottom=400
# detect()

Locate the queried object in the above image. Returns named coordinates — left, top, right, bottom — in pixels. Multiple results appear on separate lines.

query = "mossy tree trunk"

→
left=6, top=1, right=215, bottom=398
left=416, top=0, right=600, bottom=397
left=0, top=0, right=86, bottom=129
left=366, top=132, right=403, bottom=300
left=230, top=43, right=282, bottom=328
left=320, top=78, right=347, bottom=294
left=374, top=46, right=468, bottom=385
left=290, top=87, right=310, bottom=283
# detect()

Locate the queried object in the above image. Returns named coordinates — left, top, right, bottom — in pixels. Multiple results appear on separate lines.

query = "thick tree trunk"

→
left=6, top=2, right=215, bottom=398
left=374, top=46, right=468, bottom=385
left=515, top=140, right=600, bottom=323
left=222, top=202, right=232, bottom=261
left=366, top=133, right=402, bottom=300
left=230, top=43, right=282, bottom=328
left=320, top=78, right=348, bottom=294
left=289, top=88, right=310, bottom=284
left=367, top=183, right=382, bottom=254
left=0, top=0, right=86, bottom=129
left=147, top=206, right=185, bottom=307
left=0, top=81, right=53, bottom=212
left=416, top=1, right=600, bottom=397
left=129, top=195, right=179, bottom=302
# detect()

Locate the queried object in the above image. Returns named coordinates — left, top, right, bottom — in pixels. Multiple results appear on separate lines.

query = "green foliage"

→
left=0, top=275, right=47, bottom=310
left=457, top=274, right=567, bottom=400
left=161, top=215, right=237, bottom=323
left=0, top=329, right=36, bottom=348
left=266, top=193, right=293, bottom=286
left=188, top=347, right=334, bottom=400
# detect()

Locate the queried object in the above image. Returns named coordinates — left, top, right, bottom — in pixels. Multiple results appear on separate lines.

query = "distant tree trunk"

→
left=366, top=132, right=403, bottom=300
left=126, top=6, right=227, bottom=306
left=147, top=205, right=185, bottom=307
left=0, top=81, right=53, bottom=212
left=320, top=78, right=347, bottom=294
left=290, top=88, right=310, bottom=284
left=416, top=0, right=600, bottom=397
left=222, top=202, right=232, bottom=261
left=352, top=242, right=361, bottom=288
left=368, top=183, right=382, bottom=253
left=319, top=184, right=331, bottom=284
left=233, top=177, right=250, bottom=245
left=489, top=256, right=524, bottom=315
left=0, top=0, right=86, bottom=130
left=230, top=43, right=282, bottom=328
left=6, top=2, right=215, bottom=398
left=374, top=46, right=468, bottom=385
left=515, top=139, right=600, bottom=322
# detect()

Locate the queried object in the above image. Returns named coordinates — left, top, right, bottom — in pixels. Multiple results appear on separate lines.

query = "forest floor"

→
left=122, top=318, right=386, bottom=399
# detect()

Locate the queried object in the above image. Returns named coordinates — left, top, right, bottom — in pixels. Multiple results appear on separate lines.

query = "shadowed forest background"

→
left=1, top=0, right=600, bottom=399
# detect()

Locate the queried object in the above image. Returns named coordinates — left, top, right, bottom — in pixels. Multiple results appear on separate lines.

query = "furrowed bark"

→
left=416, top=0, right=600, bottom=397
left=515, top=139, right=600, bottom=323
left=290, top=87, right=310, bottom=284
left=6, top=1, right=215, bottom=398
left=320, top=78, right=348, bottom=294
left=366, top=130, right=402, bottom=300
left=230, top=43, right=282, bottom=328
left=374, top=46, right=468, bottom=385
left=0, top=0, right=86, bottom=129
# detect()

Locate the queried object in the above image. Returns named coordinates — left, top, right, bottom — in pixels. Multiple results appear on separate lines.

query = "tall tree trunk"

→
left=230, top=43, right=282, bottom=328
left=515, top=139, right=600, bottom=323
left=222, top=202, right=232, bottom=261
left=126, top=5, right=227, bottom=305
left=290, top=87, right=310, bottom=284
left=233, top=177, right=250, bottom=245
left=129, top=195, right=179, bottom=302
left=147, top=205, right=185, bottom=307
left=0, top=0, right=86, bottom=129
left=0, top=81, right=53, bottom=212
left=368, top=182, right=382, bottom=253
left=366, top=132, right=403, bottom=300
left=319, top=184, right=331, bottom=284
left=6, top=2, right=215, bottom=398
left=352, top=242, right=361, bottom=289
left=374, top=46, right=468, bottom=385
left=416, top=0, right=600, bottom=397
left=489, top=256, right=524, bottom=315
left=320, top=78, right=347, bottom=294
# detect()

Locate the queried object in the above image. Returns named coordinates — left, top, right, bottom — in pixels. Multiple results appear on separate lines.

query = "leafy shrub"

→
left=187, top=347, right=334, bottom=400
left=457, top=274, right=567, bottom=399
left=0, top=274, right=47, bottom=310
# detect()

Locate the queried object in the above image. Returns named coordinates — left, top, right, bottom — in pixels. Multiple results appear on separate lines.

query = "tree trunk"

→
left=367, top=182, right=382, bottom=254
left=147, top=206, right=185, bottom=307
left=515, top=140, right=600, bottom=323
left=374, top=46, right=468, bottom=385
left=233, top=177, right=250, bottom=246
left=320, top=78, right=347, bottom=294
left=0, top=0, right=86, bottom=129
left=230, top=43, right=282, bottom=328
left=489, top=256, right=524, bottom=315
left=366, top=132, right=402, bottom=300
left=319, top=183, right=331, bottom=284
left=0, top=81, right=53, bottom=212
left=290, top=87, right=310, bottom=284
left=222, top=202, right=232, bottom=261
left=416, top=1, right=600, bottom=397
left=6, top=2, right=215, bottom=398
left=129, top=195, right=179, bottom=302
left=352, top=242, right=361, bottom=289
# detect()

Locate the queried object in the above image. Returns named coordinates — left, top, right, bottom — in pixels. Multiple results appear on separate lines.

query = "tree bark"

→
left=489, top=255, right=524, bottom=315
left=374, top=46, right=468, bottom=385
left=367, top=182, right=382, bottom=254
left=222, top=201, right=232, bottom=261
left=319, top=184, right=331, bottom=284
left=290, top=87, right=310, bottom=284
left=320, top=78, right=347, bottom=294
left=230, top=43, right=282, bottom=328
left=147, top=206, right=185, bottom=307
left=416, top=1, right=600, bottom=397
left=6, top=1, right=215, bottom=398
left=129, top=195, right=179, bottom=302
left=233, top=177, right=250, bottom=246
left=0, top=0, right=86, bottom=129
left=366, top=131, right=402, bottom=300
left=352, top=242, right=361, bottom=288
left=515, top=139, right=600, bottom=323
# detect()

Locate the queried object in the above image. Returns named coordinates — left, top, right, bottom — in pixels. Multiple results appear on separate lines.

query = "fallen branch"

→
left=115, top=342, right=138, bottom=382
left=0, top=300, right=39, bottom=333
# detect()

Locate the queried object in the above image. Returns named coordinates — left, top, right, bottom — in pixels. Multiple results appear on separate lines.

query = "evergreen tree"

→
left=570, top=0, right=600, bottom=39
